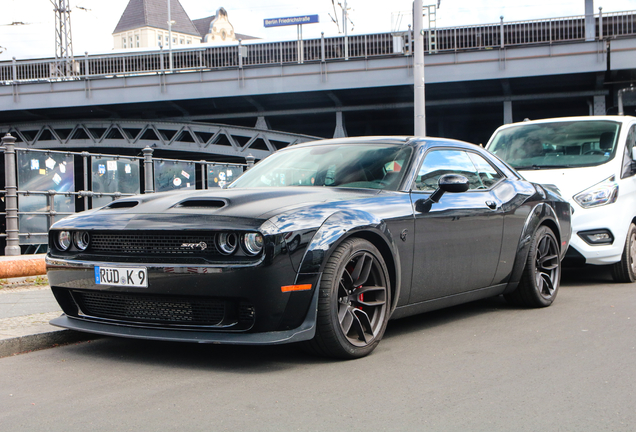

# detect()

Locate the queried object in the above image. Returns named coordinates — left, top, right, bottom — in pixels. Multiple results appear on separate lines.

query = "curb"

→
left=0, top=328, right=97, bottom=358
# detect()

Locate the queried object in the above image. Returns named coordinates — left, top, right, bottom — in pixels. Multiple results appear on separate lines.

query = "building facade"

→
left=112, top=0, right=255, bottom=50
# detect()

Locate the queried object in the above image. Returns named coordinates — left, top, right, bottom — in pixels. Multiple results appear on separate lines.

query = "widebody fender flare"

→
left=297, top=210, right=402, bottom=312
left=503, top=202, right=563, bottom=294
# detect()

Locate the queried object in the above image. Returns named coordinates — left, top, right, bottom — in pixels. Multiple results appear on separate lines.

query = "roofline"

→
left=498, top=115, right=636, bottom=128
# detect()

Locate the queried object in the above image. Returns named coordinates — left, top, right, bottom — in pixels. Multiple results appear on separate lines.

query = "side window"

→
left=622, top=125, right=636, bottom=179
left=467, top=152, right=504, bottom=188
left=414, top=149, right=483, bottom=191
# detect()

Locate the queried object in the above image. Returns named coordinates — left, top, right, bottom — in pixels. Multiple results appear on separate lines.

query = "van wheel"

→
left=611, top=223, right=636, bottom=283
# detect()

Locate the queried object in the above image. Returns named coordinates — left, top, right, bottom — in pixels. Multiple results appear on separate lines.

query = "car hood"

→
left=518, top=164, right=615, bottom=202
left=52, top=187, right=383, bottom=231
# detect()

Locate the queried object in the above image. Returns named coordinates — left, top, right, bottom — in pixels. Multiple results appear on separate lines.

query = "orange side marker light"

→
left=281, top=284, right=312, bottom=292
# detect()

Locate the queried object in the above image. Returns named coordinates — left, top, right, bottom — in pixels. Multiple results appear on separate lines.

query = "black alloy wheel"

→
left=505, top=225, right=561, bottom=307
left=612, top=223, right=636, bottom=283
left=304, top=238, right=391, bottom=359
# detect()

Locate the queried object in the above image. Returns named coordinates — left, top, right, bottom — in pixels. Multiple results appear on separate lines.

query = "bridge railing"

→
left=601, top=10, right=636, bottom=38
left=0, top=133, right=249, bottom=253
left=0, top=10, right=635, bottom=84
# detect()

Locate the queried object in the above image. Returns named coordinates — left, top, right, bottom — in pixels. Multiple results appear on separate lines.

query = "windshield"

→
left=230, top=143, right=413, bottom=190
left=488, top=120, right=621, bottom=169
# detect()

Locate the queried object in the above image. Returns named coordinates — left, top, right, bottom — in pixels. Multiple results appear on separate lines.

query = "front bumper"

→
left=46, top=255, right=320, bottom=343
left=567, top=203, right=628, bottom=265
left=50, top=284, right=319, bottom=345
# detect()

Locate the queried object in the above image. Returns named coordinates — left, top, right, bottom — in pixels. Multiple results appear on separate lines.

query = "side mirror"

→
left=438, top=174, right=470, bottom=194
left=415, top=174, right=470, bottom=213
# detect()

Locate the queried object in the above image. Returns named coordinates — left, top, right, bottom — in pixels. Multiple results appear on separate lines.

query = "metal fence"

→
left=0, top=133, right=250, bottom=254
left=1, top=10, right=634, bottom=84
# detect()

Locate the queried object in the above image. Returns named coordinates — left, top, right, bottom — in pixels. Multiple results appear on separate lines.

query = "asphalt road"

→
left=1, top=266, right=634, bottom=432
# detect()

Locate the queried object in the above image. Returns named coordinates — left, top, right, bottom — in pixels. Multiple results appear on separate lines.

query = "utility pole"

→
left=50, top=0, right=75, bottom=77
left=342, top=0, right=349, bottom=60
left=413, top=0, right=426, bottom=136
left=168, top=0, right=174, bottom=70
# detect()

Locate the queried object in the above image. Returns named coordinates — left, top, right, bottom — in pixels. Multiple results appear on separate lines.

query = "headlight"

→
left=573, top=176, right=618, bottom=208
left=58, top=231, right=71, bottom=251
left=243, top=233, right=264, bottom=255
left=217, top=232, right=238, bottom=255
left=74, top=231, right=90, bottom=251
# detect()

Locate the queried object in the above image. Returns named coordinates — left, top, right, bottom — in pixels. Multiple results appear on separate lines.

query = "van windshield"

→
left=488, top=120, right=621, bottom=170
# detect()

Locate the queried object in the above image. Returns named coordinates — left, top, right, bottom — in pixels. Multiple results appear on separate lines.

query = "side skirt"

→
left=390, top=284, right=507, bottom=320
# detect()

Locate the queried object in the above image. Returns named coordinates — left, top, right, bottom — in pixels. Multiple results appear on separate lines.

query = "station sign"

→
left=264, top=15, right=319, bottom=28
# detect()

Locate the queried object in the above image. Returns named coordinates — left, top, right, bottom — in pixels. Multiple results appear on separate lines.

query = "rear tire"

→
left=505, top=225, right=561, bottom=308
left=611, top=223, right=636, bottom=283
left=303, top=238, right=391, bottom=359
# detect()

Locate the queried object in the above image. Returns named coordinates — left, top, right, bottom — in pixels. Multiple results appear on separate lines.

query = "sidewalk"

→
left=0, top=256, right=95, bottom=357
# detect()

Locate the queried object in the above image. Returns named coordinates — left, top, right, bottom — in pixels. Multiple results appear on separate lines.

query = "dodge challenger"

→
left=46, top=136, right=572, bottom=358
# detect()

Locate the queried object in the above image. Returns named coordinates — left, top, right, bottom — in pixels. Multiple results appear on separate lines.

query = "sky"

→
left=1, top=0, right=636, bottom=61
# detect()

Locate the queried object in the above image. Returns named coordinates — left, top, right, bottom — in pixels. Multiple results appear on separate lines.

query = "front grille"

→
left=90, top=233, right=219, bottom=256
left=70, top=290, right=254, bottom=328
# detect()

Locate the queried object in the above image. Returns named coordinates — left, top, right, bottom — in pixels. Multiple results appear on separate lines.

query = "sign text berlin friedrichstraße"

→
left=264, top=15, right=319, bottom=28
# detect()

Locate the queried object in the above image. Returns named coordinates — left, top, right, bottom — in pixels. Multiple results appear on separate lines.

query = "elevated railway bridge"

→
left=1, top=9, right=636, bottom=152
left=2, top=10, right=636, bottom=252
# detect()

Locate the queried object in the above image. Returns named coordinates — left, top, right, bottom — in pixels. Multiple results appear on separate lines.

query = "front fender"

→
left=503, top=202, right=562, bottom=294
left=297, top=210, right=402, bottom=311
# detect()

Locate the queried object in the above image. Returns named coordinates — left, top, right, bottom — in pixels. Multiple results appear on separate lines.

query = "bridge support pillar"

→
left=255, top=116, right=269, bottom=130
left=503, top=100, right=513, bottom=124
left=585, top=0, right=595, bottom=41
left=333, top=111, right=348, bottom=138
left=593, top=95, right=606, bottom=116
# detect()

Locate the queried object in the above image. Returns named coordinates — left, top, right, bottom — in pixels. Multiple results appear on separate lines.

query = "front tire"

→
left=304, top=238, right=391, bottom=359
left=611, top=223, right=636, bottom=283
left=505, top=225, right=561, bottom=307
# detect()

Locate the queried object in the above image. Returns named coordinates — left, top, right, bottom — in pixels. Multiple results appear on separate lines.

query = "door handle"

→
left=485, top=200, right=497, bottom=210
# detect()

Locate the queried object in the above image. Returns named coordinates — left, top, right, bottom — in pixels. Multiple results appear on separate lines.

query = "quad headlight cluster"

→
left=53, top=230, right=264, bottom=256
left=56, top=230, right=90, bottom=251
left=216, top=232, right=263, bottom=256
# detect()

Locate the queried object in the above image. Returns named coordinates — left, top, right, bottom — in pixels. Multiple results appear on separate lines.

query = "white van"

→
left=486, top=116, right=636, bottom=282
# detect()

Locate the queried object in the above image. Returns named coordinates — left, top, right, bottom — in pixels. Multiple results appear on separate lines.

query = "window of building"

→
left=187, top=39, right=192, bottom=44
left=122, top=37, right=126, bottom=48
left=180, top=38, right=184, bottom=44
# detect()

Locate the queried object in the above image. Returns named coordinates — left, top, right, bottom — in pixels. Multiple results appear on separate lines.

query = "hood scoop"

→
left=103, top=200, right=139, bottom=209
left=173, top=198, right=227, bottom=209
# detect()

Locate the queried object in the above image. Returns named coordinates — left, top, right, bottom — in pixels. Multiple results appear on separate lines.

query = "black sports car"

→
left=46, top=137, right=572, bottom=358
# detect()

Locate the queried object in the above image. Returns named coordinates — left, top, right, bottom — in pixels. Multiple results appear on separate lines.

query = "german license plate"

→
left=95, top=266, right=148, bottom=288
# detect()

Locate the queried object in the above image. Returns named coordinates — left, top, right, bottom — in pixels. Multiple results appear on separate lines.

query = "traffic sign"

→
left=264, top=15, right=319, bottom=28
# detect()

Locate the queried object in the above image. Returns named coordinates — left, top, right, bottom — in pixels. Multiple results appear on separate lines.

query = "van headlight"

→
left=573, top=176, right=618, bottom=208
